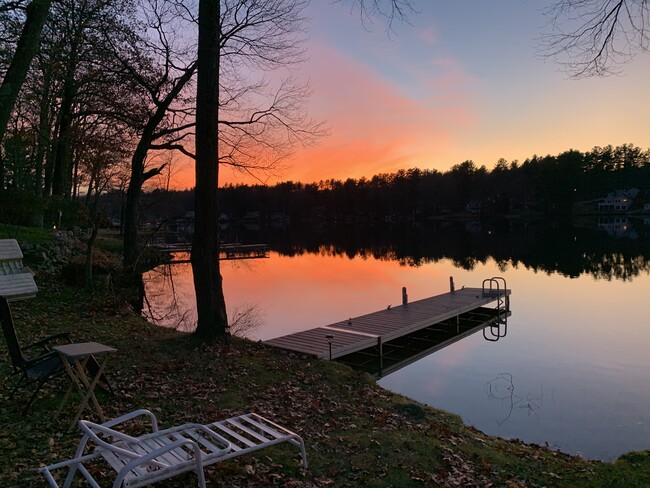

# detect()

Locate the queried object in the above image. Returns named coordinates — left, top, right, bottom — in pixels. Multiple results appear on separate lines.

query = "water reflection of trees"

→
left=142, top=257, right=263, bottom=336
left=143, top=261, right=196, bottom=332
left=260, top=219, right=650, bottom=281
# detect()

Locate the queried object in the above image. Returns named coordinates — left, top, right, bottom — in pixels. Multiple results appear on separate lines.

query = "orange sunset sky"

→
left=165, top=1, right=650, bottom=189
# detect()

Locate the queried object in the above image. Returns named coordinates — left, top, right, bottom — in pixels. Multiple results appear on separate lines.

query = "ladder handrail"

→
left=481, top=276, right=509, bottom=341
left=482, top=277, right=509, bottom=312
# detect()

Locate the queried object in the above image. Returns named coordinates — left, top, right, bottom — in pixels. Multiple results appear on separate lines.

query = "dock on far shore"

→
left=264, top=278, right=511, bottom=360
left=153, top=242, right=269, bottom=261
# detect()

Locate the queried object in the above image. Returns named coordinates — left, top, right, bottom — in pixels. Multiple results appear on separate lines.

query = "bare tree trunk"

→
left=121, top=66, right=195, bottom=271
left=122, top=124, right=175, bottom=271
left=0, top=0, right=52, bottom=145
left=192, top=0, right=228, bottom=342
left=32, top=65, right=52, bottom=226
left=123, top=144, right=147, bottom=271
left=51, top=63, right=76, bottom=197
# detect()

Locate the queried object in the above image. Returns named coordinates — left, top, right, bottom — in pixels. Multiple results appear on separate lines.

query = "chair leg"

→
left=6, top=372, right=25, bottom=399
left=22, top=379, right=47, bottom=416
left=4, top=373, right=38, bottom=414
left=194, top=460, right=207, bottom=488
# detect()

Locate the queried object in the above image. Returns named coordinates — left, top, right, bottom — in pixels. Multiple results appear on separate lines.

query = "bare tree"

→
left=0, top=0, right=150, bottom=200
left=341, top=0, right=414, bottom=30
left=192, top=0, right=414, bottom=342
left=218, top=1, right=324, bottom=176
left=0, top=0, right=52, bottom=145
left=193, top=0, right=329, bottom=341
left=541, top=0, right=650, bottom=77
left=78, top=119, right=130, bottom=288
left=48, top=0, right=135, bottom=198
left=109, top=0, right=198, bottom=270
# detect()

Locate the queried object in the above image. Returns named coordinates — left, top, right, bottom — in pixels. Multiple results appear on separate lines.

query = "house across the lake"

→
left=598, top=189, right=639, bottom=212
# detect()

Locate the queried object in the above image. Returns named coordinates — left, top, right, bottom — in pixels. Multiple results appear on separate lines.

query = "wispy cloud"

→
left=278, top=43, right=477, bottom=183
left=418, top=26, right=438, bottom=45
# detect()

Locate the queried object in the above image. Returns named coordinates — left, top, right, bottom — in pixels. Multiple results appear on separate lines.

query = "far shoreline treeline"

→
left=2, top=143, right=649, bottom=230
left=101, top=143, right=650, bottom=228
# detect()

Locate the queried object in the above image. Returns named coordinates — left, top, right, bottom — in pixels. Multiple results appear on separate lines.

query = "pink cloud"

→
left=280, top=43, right=477, bottom=183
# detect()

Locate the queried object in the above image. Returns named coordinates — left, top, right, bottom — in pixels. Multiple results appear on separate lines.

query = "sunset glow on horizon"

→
left=168, top=1, right=650, bottom=190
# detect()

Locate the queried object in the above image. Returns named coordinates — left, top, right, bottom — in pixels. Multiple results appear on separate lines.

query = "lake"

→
left=143, top=219, right=650, bottom=461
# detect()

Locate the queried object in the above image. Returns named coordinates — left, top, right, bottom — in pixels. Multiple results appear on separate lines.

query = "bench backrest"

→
left=0, top=239, right=23, bottom=261
left=0, top=239, right=38, bottom=300
left=0, top=239, right=26, bottom=276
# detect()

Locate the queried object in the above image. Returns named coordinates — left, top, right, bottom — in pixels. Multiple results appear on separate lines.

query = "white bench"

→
left=0, top=239, right=37, bottom=301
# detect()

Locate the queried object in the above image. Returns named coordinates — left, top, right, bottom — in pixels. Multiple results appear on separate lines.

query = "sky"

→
left=172, top=1, right=650, bottom=188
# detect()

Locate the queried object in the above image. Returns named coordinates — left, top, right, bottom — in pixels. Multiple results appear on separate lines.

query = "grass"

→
left=1, top=249, right=650, bottom=486
left=92, top=231, right=124, bottom=254
left=0, top=224, right=53, bottom=244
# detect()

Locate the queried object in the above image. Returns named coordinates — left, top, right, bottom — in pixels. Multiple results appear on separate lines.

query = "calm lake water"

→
left=143, top=219, right=650, bottom=461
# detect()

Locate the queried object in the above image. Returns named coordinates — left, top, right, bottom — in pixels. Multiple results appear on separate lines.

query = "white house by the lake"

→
left=598, top=189, right=639, bottom=212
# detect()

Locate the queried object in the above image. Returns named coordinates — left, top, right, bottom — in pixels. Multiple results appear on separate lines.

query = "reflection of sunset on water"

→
left=146, top=251, right=491, bottom=339
left=223, top=252, right=451, bottom=339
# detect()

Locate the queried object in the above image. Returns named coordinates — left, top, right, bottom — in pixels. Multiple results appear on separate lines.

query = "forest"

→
left=96, top=143, right=650, bottom=229
left=218, top=144, right=650, bottom=223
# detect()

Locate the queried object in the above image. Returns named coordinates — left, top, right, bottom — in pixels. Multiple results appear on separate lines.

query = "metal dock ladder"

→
left=482, top=277, right=509, bottom=341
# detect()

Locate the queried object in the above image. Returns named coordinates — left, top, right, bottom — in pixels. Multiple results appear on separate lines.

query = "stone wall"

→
left=20, top=231, right=87, bottom=274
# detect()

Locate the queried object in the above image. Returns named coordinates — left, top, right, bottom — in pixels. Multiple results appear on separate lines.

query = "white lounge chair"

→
left=39, top=409, right=308, bottom=487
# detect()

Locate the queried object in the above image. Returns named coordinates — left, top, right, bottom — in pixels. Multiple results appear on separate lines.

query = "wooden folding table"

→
left=54, top=341, right=117, bottom=430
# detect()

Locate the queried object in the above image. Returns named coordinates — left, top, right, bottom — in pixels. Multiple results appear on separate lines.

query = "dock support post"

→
left=326, top=334, right=334, bottom=360
left=378, top=337, right=383, bottom=371
left=450, top=276, right=455, bottom=292
left=402, top=287, right=408, bottom=305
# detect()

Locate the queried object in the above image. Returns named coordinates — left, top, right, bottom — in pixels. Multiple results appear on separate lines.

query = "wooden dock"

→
left=338, top=307, right=510, bottom=378
left=264, top=285, right=511, bottom=360
left=153, top=243, right=269, bottom=261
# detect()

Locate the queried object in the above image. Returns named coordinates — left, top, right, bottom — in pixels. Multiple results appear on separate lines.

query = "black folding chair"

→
left=0, top=295, right=71, bottom=413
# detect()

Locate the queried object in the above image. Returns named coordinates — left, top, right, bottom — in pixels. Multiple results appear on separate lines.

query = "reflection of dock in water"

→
left=339, top=307, right=510, bottom=378
left=265, top=278, right=510, bottom=363
left=153, top=243, right=269, bottom=262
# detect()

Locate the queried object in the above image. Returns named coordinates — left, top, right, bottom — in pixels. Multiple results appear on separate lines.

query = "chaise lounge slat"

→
left=212, top=421, right=260, bottom=448
left=0, top=239, right=23, bottom=261
left=224, top=418, right=277, bottom=444
left=138, top=437, right=188, bottom=465
left=241, top=414, right=293, bottom=440
left=180, top=427, right=227, bottom=455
